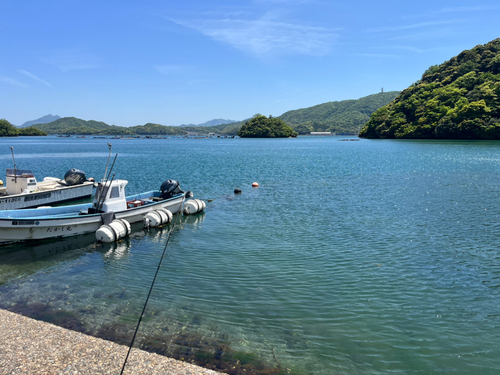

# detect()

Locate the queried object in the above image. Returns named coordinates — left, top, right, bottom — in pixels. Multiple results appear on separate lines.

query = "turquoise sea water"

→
left=1, top=136, right=500, bottom=374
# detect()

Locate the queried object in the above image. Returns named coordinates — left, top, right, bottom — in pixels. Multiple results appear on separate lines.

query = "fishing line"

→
left=119, top=210, right=182, bottom=375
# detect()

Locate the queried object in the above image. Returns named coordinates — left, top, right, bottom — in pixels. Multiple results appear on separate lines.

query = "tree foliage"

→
left=0, top=119, right=21, bottom=136
left=237, top=114, right=298, bottom=138
left=19, top=126, right=47, bottom=136
left=279, top=92, right=399, bottom=134
left=0, top=119, right=47, bottom=137
left=360, top=38, right=500, bottom=139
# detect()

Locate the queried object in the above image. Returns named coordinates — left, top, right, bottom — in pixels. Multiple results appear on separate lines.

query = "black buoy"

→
left=234, top=188, right=242, bottom=194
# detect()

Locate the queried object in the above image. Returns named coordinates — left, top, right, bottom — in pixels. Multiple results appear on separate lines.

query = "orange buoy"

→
left=252, top=182, right=259, bottom=188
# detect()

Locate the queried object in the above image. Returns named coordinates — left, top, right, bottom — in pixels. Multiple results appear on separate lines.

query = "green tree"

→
left=0, top=119, right=19, bottom=136
left=19, top=126, right=47, bottom=136
left=360, top=38, right=500, bottom=140
left=238, top=114, right=298, bottom=138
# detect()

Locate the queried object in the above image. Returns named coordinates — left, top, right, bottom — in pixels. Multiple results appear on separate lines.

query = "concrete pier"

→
left=0, top=308, right=223, bottom=375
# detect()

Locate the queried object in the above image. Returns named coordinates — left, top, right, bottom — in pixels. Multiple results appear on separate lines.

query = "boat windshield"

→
left=6, top=168, right=34, bottom=177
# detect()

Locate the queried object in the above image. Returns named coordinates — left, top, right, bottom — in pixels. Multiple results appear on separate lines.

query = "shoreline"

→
left=0, top=308, right=223, bottom=375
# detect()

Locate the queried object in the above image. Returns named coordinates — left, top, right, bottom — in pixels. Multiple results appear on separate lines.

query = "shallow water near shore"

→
left=1, top=136, right=500, bottom=374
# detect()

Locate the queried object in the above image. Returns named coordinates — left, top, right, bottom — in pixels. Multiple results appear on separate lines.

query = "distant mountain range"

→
left=18, top=114, right=61, bottom=128
left=25, top=91, right=398, bottom=136
left=19, top=115, right=235, bottom=129
left=179, top=119, right=237, bottom=127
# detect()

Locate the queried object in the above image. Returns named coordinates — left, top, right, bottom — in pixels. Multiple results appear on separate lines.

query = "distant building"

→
left=310, top=132, right=332, bottom=135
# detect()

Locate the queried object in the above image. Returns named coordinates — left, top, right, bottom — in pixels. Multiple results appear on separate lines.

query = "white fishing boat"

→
left=0, top=178, right=188, bottom=245
left=0, top=168, right=95, bottom=210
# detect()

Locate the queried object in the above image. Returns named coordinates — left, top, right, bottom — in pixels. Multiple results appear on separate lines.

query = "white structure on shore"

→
left=310, top=132, right=333, bottom=136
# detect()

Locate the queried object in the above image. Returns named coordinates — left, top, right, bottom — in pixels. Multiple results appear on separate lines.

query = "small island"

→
left=237, top=114, right=298, bottom=138
left=0, top=119, right=47, bottom=137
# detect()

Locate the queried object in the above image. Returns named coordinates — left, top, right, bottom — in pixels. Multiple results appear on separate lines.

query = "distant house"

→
left=310, top=132, right=332, bottom=136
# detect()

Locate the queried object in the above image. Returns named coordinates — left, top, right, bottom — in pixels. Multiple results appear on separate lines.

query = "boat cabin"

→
left=5, top=169, right=38, bottom=195
left=93, top=179, right=129, bottom=212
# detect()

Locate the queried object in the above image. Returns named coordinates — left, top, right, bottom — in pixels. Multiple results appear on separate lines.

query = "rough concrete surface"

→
left=0, top=308, right=223, bottom=375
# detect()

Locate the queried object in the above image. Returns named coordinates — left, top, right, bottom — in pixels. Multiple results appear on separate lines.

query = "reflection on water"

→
left=0, top=211, right=282, bottom=374
left=2, top=137, right=500, bottom=374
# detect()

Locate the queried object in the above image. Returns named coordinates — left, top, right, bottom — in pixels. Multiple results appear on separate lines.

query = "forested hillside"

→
left=279, top=92, right=399, bottom=134
left=26, top=90, right=397, bottom=136
left=0, top=119, right=47, bottom=136
left=360, top=38, right=500, bottom=139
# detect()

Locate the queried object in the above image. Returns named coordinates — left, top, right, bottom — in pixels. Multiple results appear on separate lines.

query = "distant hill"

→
left=179, top=119, right=237, bottom=127
left=31, top=92, right=398, bottom=136
left=33, top=117, right=194, bottom=136
left=279, top=91, right=399, bottom=134
left=19, top=114, right=61, bottom=128
left=360, top=38, right=500, bottom=139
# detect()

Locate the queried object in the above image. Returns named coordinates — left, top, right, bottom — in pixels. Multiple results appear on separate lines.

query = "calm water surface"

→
left=0, top=136, right=499, bottom=374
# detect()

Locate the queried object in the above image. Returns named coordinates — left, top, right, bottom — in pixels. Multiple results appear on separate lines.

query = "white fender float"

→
left=183, top=199, right=206, bottom=215
left=143, top=208, right=173, bottom=228
left=96, top=219, right=131, bottom=243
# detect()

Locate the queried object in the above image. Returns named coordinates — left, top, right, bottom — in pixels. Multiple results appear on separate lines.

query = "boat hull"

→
left=0, top=181, right=94, bottom=210
left=0, top=193, right=184, bottom=245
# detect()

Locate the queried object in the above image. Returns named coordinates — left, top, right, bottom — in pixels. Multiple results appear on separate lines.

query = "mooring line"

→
left=119, top=211, right=181, bottom=375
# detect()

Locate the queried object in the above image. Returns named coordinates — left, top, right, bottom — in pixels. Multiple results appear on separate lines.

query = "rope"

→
left=119, top=211, right=181, bottom=375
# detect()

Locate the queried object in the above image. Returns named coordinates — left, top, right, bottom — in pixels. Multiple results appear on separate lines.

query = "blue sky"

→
left=1, top=1, right=499, bottom=127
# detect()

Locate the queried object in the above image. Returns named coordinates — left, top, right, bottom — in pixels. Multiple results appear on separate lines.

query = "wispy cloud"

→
left=17, top=70, right=53, bottom=87
left=42, top=49, right=101, bottom=72
left=353, top=53, right=401, bottom=58
left=171, top=13, right=340, bottom=57
left=366, top=19, right=461, bottom=33
left=389, top=28, right=458, bottom=42
left=0, top=75, right=28, bottom=88
left=155, top=64, right=196, bottom=75
left=437, top=5, right=500, bottom=13
left=187, top=78, right=214, bottom=85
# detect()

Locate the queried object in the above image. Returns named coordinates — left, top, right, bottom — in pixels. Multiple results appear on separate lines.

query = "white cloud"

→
left=42, top=49, right=101, bottom=72
left=0, top=75, right=28, bottom=88
left=172, top=13, right=339, bottom=57
left=17, top=70, right=53, bottom=87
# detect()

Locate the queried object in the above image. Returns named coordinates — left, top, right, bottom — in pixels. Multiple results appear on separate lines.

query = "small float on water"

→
left=0, top=178, right=197, bottom=245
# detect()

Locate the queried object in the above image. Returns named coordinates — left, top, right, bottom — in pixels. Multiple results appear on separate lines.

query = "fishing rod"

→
left=97, top=173, right=115, bottom=212
left=97, top=154, right=118, bottom=212
left=9, top=147, right=17, bottom=182
left=119, top=209, right=182, bottom=375
left=102, top=143, right=112, bottom=182
left=94, top=151, right=118, bottom=212
left=105, top=153, right=118, bottom=183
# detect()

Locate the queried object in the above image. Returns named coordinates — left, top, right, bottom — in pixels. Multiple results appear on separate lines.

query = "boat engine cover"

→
left=64, top=168, right=86, bottom=185
left=160, top=179, right=184, bottom=199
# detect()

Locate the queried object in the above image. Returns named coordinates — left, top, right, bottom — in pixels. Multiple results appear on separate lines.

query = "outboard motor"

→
left=159, top=179, right=184, bottom=199
left=64, top=168, right=87, bottom=186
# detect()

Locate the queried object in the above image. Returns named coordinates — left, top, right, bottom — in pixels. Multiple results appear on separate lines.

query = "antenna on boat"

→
left=10, top=147, right=17, bottom=182
left=103, top=143, right=112, bottom=182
